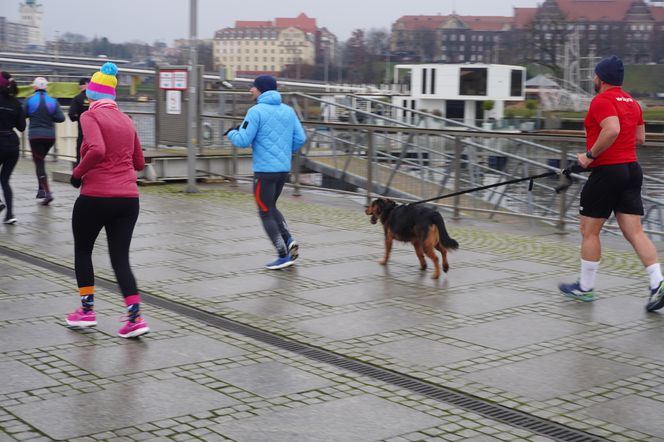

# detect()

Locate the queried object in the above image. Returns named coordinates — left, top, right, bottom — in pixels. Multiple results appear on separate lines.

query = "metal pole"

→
left=557, top=145, right=569, bottom=234
left=186, top=0, right=198, bottom=193
left=366, top=129, right=374, bottom=206
left=293, top=148, right=301, bottom=197
left=453, top=137, right=462, bottom=220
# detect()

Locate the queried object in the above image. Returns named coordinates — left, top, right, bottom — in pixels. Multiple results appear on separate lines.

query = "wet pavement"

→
left=1, top=160, right=664, bottom=441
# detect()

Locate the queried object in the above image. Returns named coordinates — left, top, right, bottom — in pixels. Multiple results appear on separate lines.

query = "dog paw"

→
left=431, top=273, right=441, bottom=280
left=443, top=264, right=449, bottom=273
left=420, top=264, right=427, bottom=271
left=378, top=259, right=388, bottom=266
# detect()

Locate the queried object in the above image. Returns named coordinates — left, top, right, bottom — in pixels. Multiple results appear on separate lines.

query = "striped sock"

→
left=79, top=286, right=95, bottom=312
left=124, top=294, right=141, bottom=323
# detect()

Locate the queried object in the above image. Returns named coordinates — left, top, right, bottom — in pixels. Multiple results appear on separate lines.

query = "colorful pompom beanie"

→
left=86, top=62, right=118, bottom=101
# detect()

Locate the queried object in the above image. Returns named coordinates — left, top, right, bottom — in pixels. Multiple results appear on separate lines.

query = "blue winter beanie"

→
left=253, top=75, right=277, bottom=93
left=595, top=55, right=624, bottom=86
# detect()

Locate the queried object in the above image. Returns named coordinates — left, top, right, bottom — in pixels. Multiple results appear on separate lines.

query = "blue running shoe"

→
left=265, top=255, right=295, bottom=270
left=646, top=280, right=664, bottom=312
left=558, top=281, right=595, bottom=302
left=287, top=237, right=299, bottom=260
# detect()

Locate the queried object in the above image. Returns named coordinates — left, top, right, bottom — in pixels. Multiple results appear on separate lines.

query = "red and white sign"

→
left=159, top=70, right=188, bottom=90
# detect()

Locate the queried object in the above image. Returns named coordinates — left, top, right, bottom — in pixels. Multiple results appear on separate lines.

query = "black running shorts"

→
left=579, top=162, right=644, bottom=218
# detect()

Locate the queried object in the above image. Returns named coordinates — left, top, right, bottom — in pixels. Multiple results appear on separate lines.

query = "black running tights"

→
left=30, top=138, right=55, bottom=192
left=72, top=196, right=140, bottom=297
left=253, top=172, right=292, bottom=257
left=0, top=147, right=18, bottom=219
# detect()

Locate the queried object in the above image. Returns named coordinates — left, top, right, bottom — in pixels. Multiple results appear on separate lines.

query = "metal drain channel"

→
left=2, top=246, right=608, bottom=442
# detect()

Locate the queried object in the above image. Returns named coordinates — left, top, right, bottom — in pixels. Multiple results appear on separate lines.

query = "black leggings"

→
left=254, top=172, right=292, bottom=257
left=30, top=138, right=55, bottom=192
left=72, top=196, right=140, bottom=297
left=0, top=147, right=18, bottom=219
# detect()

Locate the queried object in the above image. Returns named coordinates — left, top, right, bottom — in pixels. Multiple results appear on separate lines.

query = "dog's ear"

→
left=384, top=199, right=397, bottom=210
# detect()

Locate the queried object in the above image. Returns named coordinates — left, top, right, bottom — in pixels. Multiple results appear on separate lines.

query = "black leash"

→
left=409, top=164, right=587, bottom=206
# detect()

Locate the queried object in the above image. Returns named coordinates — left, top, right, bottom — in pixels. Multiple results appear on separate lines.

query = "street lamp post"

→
left=186, top=0, right=198, bottom=193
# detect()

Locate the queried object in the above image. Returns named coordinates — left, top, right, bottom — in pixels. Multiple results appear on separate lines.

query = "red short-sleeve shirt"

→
left=584, top=87, right=643, bottom=167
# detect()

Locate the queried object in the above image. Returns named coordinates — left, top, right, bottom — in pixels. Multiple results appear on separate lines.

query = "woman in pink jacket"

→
left=65, top=63, right=149, bottom=338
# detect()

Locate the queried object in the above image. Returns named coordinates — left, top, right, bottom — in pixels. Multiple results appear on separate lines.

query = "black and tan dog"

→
left=365, top=198, right=459, bottom=279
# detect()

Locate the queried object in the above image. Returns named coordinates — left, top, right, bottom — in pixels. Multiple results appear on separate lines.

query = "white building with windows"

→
left=213, top=13, right=337, bottom=79
left=393, top=63, right=526, bottom=126
left=18, top=0, right=43, bottom=48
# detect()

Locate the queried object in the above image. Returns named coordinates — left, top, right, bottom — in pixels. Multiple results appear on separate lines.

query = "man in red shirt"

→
left=559, top=55, right=664, bottom=312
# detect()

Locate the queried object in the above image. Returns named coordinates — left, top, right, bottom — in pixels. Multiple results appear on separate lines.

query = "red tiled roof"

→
left=393, top=14, right=513, bottom=31
left=513, top=7, right=537, bottom=29
left=275, top=13, right=316, bottom=33
left=555, top=0, right=634, bottom=21
left=235, top=20, right=272, bottom=28
left=460, top=16, right=513, bottom=31
left=651, top=6, right=664, bottom=22
left=393, top=15, right=447, bottom=31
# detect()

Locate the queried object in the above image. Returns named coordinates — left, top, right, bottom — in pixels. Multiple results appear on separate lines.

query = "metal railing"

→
left=39, top=95, right=664, bottom=239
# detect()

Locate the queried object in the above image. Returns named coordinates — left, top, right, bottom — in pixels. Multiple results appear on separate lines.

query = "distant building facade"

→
left=0, top=0, right=43, bottom=51
left=213, top=13, right=337, bottom=78
left=18, top=0, right=43, bottom=48
left=391, top=1, right=664, bottom=66
left=391, top=14, right=513, bottom=64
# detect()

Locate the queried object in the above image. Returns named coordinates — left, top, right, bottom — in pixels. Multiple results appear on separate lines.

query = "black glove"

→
left=223, top=125, right=240, bottom=136
left=70, top=175, right=82, bottom=188
left=555, top=163, right=587, bottom=193
left=562, top=163, right=586, bottom=176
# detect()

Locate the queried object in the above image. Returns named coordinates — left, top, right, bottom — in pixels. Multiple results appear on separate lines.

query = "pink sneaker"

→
left=118, top=317, right=150, bottom=338
left=66, top=308, right=97, bottom=327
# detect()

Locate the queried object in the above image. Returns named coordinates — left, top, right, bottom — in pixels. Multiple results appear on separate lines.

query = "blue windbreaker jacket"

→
left=227, top=90, right=306, bottom=172
left=24, top=91, right=65, bottom=139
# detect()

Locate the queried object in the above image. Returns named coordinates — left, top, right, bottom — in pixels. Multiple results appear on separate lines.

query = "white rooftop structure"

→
left=392, top=63, right=526, bottom=126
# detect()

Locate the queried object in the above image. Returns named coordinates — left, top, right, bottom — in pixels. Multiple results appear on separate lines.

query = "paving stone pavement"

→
left=1, top=160, right=664, bottom=441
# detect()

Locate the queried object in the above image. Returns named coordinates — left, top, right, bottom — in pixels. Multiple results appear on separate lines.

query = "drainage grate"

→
left=1, top=246, right=608, bottom=442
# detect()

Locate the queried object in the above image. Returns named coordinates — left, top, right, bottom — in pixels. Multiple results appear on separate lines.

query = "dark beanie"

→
left=595, top=55, right=624, bottom=86
left=253, top=75, right=277, bottom=93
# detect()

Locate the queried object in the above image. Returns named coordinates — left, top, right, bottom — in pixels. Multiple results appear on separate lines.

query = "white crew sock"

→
left=579, top=259, right=599, bottom=291
left=646, top=263, right=663, bottom=290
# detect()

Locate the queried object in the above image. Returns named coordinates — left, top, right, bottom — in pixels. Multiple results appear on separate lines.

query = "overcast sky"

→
left=0, top=0, right=542, bottom=44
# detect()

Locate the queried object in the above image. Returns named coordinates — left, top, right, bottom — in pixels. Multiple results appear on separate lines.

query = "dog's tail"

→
left=433, top=212, right=459, bottom=250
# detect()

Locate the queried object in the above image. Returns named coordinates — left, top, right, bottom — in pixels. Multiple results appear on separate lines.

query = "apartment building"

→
left=213, top=13, right=336, bottom=78
left=391, top=0, right=664, bottom=66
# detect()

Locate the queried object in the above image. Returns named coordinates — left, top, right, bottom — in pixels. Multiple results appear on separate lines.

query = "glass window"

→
left=430, top=68, right=436, bottom=94
left=510, top=69, right=523, bottom=96
left=421, top=68, right=427, bottom=94
left=459, top=67, right=487, bottom=95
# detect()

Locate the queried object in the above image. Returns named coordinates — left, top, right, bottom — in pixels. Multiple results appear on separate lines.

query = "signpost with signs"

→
left=155, top=65, right=202, bottom=147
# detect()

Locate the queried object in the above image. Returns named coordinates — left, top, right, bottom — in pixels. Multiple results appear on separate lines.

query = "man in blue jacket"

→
left=24, top=77, right=65, bottom=205
left=227, top=75, right=307, bottom=269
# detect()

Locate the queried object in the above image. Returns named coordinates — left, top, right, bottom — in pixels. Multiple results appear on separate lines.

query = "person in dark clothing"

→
left=68, top=77, right=90, bottom=166
left=24, top=77, right=65, bottom=205
left=0, top=71, right=25, bottom=225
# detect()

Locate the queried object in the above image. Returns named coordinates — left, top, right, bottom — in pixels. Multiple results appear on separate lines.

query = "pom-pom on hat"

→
left=595, top=55, right=624, bottom=86
left=253, top=75, right=277, bottom=93
left=32, top=77, right=48, bottom=90
left=87, top=62, right=118, bottom=101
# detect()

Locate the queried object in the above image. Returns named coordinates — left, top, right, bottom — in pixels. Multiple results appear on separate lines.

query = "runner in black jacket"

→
left=0, top=71, right=26, bottom=224
left=68, top=78, right=89, bottom=165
